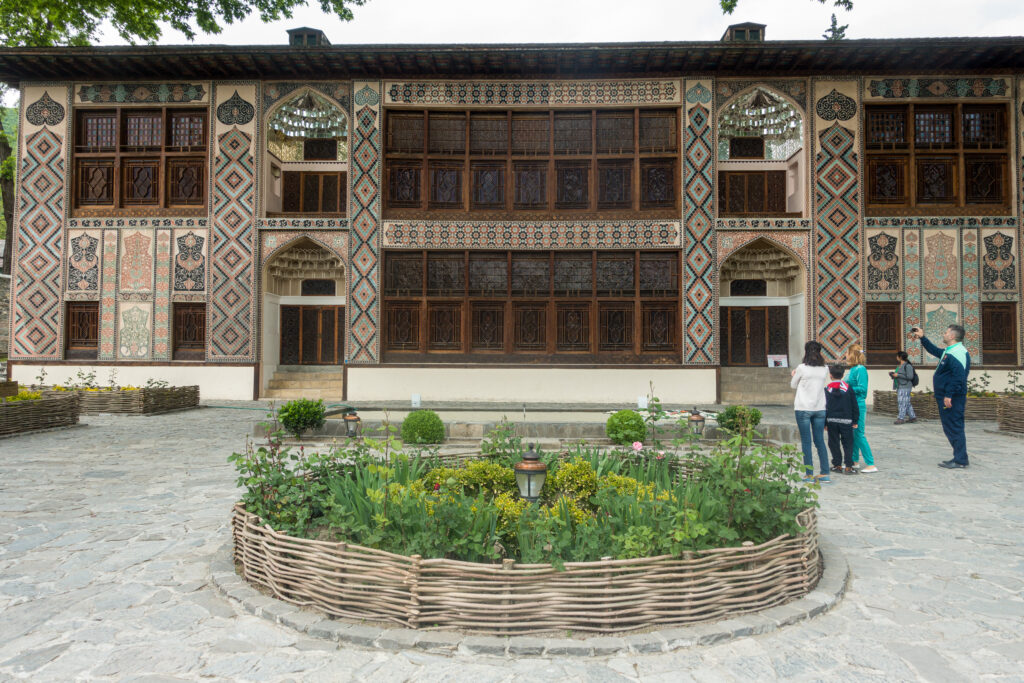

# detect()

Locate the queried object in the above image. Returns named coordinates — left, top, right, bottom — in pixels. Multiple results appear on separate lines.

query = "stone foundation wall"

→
left=0, top=274, right=10, bottom=361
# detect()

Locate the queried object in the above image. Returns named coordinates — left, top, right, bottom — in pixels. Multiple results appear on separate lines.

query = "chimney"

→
left=286, top=27, right=331, bottom=47
left=721, top=23, right=766, bottom=42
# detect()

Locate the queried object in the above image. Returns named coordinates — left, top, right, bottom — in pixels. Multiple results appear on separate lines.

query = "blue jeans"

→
left=795, top=410, right=828, bottom=477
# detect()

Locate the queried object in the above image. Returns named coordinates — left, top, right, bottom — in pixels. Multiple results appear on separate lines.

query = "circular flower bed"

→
left=230, top=433, right=821, bottom=634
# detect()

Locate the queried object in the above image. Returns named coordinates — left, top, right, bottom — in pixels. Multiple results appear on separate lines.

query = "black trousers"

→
left=827, top=423, right=854, bottom=468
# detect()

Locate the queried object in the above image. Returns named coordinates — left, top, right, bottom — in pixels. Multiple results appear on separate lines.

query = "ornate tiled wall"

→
left=812, top=80, right=861, bottom=360
left=10, top=85, right=71, bottom=359
left=384, top=80, right=682, bottom=107
left=208, top=83, right=258, bottom=362
left=683, top=80, right=716, bottom=365
left=260, top=230, right=348, bottom=268
left=381, top=221, right=680, bottom=250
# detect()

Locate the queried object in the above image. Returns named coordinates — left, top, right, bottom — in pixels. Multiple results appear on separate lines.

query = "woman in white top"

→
left=790, top=341, right=831, bottom=483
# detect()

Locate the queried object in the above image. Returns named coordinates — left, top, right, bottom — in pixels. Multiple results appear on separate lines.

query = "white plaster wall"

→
left=788, top=294, right=805, bottom=365
left=262, top=293, right=282, bottom=393
left=12, top=365, right=254, bottom=400
left=347, top=367, right=717, bottom=404
left=864, top=368, right=1023, bottom=405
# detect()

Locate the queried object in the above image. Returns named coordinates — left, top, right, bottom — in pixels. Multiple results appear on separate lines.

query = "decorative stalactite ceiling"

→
left=721, top=244, right=801, bottom=282
left=718, top=87, right=803, bottom=160
left=266, top=245, right=345, bottom=283
left=267, top=91, right=348, bottom=162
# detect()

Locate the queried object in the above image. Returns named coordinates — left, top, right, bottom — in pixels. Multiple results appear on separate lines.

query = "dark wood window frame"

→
left=865, top=102, right=1010, bottom=215
left=980, top=302, right=1017, bottom=366
left=718, top=170, right=791, bottom=216
left=280, top=171, right=346, bottom=215
left=864, top=301, right=902, bottom=366
left=383, top=108, right=679, bottom=218
left=381, top=249, right=681, bottom=363
left=65, top=302, right=100, bottom=360
left=73, top=107, right=208, bottom=214
left=172, top=303, right=206, bottom=360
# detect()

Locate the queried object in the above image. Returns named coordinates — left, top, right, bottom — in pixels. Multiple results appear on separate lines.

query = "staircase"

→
left=263, top=366, right=345, bottom=400
left=720, top=367, right=795, bottom=406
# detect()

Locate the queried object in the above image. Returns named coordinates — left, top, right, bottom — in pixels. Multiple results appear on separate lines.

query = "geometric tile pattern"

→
left=257, top=218, right=349, bottom=229
left=682, top=100, right=716, bottom=365
left=68, top=218, right=209, bottom=229
left=347, top=82, right=382, bottom=364
left=866, top=78, right=1008, bottom=99
left=903, top=229, right=923, bottom=363
left=208, top=128, right=256, bottom=361
left=962, top=229, right=981, bottom=360
left=99, top=230, right=119, bottom=359
left=11, top=129, right=65, bottom=359
left=814, top=123, right=861, bottom=360
left=384, top=80, right=681, bottom=107
left=717, top=218, right=812, bottom=230
left=864, top=217, right=1017, bottom=228
left=153, top=230, right=172, bottom=360
left=924, top=303, right=959, bottom=346
left=382, top=221, right=681, bottom=249
left=77, top=83, right=207, bottom=104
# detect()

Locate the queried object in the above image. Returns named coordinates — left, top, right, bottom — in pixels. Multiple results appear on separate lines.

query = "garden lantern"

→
left=343, top=412, right=362, bottom=438
left=513, top=443, right=547, bottom=503
left=688, top=408, right=706, bottom=436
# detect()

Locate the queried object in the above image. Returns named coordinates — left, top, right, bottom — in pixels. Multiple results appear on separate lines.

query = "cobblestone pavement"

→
left=1, top=404, right=1022, bottom=682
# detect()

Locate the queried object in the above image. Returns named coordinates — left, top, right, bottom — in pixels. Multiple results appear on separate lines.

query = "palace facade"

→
left=2, top=27, right=1023, bottom=401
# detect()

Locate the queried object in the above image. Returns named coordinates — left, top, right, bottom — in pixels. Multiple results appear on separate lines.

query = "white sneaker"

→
left=860, top=465, right=879, bottom=473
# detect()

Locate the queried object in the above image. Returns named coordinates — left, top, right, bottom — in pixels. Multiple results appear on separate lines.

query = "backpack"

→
left=910, top=364, right=920, bottom=387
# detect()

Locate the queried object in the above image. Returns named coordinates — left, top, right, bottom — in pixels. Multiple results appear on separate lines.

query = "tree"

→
left=720, top=0, right=852, bottom=12
left=823, top=13, right=849, bottom=40
left=0, top=0, right=367, bottom=273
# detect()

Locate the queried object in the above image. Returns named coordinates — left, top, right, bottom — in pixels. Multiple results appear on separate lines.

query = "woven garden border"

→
left=998, top=396, right=1024, bottom=433
left=0, top=381, right=17, bottom=399
left=873, top=391, right=1003, bottom=421
left=69, top=385, right=200, bottom=415
left=232, top=505, right=820, bottom=636
left=0, top=393, right=79, bottom=437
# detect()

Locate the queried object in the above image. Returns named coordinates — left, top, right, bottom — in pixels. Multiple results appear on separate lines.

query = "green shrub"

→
left=606, top=409, right=647, bottom=445
left=3, top=389, right=42, bottom=402
left=277, top=398, right=326, bottom=437
left=716, top=405, right=762, bottom=434
left=401, top=409, right=445, bottom=444
left=546, top=458, right=598, bottom=505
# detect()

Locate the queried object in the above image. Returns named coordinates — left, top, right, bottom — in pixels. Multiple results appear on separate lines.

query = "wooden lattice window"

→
left=729, top=137, right=765, bottom=159
left=427, top=303, right=462, bottom=350
left=638, top=111, right=677, bottom=152
left=864, top=302, right=901, bottom=365
left=865, top=103, right=1009, bottom=214
left=718, top=170, right=787, bottom=215
left=428, top=163, right=462, bottom=208
left=470, top=163, right=504, bottom=209
left=640, top=160, right=675, bottom=208
left=730, top=279, right=767, bottom=296
left=553, top=112, right=592, bottom=155
left=65, top=302, right=99, bottom=360
left=597, top=161, right=631, bottom=209
left=981, top=302, right=1017, bottom=365
left=72, top=107, right=207, bottom=212
left=388, top=164, right=422, bottom=207
left=556, top=303, right=590, bottom=352
left=511, top=114, right=550, bottom=155
left=596, top=253, right=634, bottom=296
left=303, top=139, right=338, bottom=161
left=173, top=303, right=206, bottom=360
left=554, top=254, right=592, bottom=296
left=428, top=114, right=466, bottom=154
left=301, top=279, right=336, bottom=296
left=511, top=254, right=549, bottom=296
left=555, top=162, right=589, bottom=208
left=642, top=303, right=676, bottom=352
left=383, top=252, right=424, bottom=296
left=387, top=112, right=425, bottom=153
left=471, top=303, right=505, bottom=350
left=468, top=252, right=507, bottom=296
left=386, top=303, right=421, bottom=351
left=513, top=303, right=547, bottom=352
left=598, top=303, right=633, bottom=352
left=596, top=111, right=633, bottom=154
left=470, top=114, right=508, bottom=155
left=427, top=253, right=465, bottom=296
left=282, top=171, right=345, bottom=214
left=513, top=163, right=547, bottom=209
left=639, top=253, right=678, bottom=296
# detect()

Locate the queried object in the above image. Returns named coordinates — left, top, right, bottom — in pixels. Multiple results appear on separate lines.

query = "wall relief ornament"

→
left=120, top=231, right=153, bottom=291
left=815, top=89, right=856, bottom=121
left=25, top=92, right=66, bottom=126
left=923, top=232, right=958, bottom=291
left=866, top=232, right=899, bottom=290
left=67, top=234, right=99, bottom=291
left=982, top=232, right=1015, bottom=290
left=119, top=306, right=150, bottom=358
left=216, top=91, right=255, bottom=125
left=174, top=232, right=206, bottom=291
left=685, top=83, right=711, bottom=104
left=78, top=83, right=206, bottom=104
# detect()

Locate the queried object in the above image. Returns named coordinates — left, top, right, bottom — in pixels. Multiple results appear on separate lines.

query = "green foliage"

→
left=3, top=389, right=42, bottom=402
left=229, top=433, right=819, bottom=567
left=480, top=417, right=523, bottom=466
left=401, top=409, right=445, bottom=444
left=0, top=0, right=367, bottom=47
left=823, top=13, right=849, bottom=40
left=720, top=0, right=852, bottom=15
left=277, top=398, right=326, bottom=437
left=966, top=371, right=996, bottom=397
left=1007, top=370, right=1024, bottom=396
left=715, top=405, right=762, bottom=434
left=606, top=409, right=647, bottom=445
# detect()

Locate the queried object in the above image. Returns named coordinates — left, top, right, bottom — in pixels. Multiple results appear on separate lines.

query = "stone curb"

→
left=209, top=539, right=849, bottom=657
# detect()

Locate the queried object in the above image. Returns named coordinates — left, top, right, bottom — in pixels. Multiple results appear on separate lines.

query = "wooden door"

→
left=280, top=305, right=344, bottom=365
left=864, top=302, right=902, bottom=365
left=721, top=306, right=789, bottom=366
left=981, top=302, right=1017, bottom=365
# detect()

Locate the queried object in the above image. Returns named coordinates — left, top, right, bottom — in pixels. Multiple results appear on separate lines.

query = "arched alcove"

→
left=261, top=238, right=347, bottom=392
left=717, top=87, right=806, bottom=217
left=263, top=89, right=349, bottom=216
left=719, top=238, right=806, bottom=366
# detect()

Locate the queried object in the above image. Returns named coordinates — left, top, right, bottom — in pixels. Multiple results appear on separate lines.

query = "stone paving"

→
left=0, top=403, right=1022, bottom=681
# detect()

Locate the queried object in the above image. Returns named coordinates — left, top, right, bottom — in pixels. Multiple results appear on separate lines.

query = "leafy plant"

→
left=480, top=417, right=523, bottom=466
left=967, top=371, right=996, bottom=397
left=401, top=409, right=445, bottom=444
left=715, top=405, right=762, bottom=435
left=606, top=409, right=646, bottom=445
left=277, top=398, right=326, bottom=437
left=34, top=367, right=47, bottom=387
left=3, top=389, right=42, bottom=402
left=144, top=377, right=170, bottom=389
left=1007, top=370, right=1024, bottom=396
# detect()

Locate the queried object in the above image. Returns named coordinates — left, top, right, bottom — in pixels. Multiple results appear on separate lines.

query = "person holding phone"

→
left=910, top=324, right=970, bottom=469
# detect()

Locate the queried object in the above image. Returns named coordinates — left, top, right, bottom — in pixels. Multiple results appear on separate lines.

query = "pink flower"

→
left=632, top=441, right=643, bottom=451
left=433, top=483, right=440, bottom=491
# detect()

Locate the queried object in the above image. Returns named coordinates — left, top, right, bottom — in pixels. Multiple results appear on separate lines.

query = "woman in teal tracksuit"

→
left=844, top=344, right=877, bottom=473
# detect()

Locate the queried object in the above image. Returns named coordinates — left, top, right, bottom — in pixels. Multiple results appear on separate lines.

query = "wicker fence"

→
left=74, top=386, right=200, bottom=415
left=998, top=396, right=1024, bottom=434
left=0, top=393, right=79, bottom=437
left=873, top=391, right=1003, bottom=421
left=232, top=504, right=820, bottom=635
left=0, top=381, right=17, bottom=399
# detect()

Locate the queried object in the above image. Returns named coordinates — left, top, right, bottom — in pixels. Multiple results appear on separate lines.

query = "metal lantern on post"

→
left=513, top=443, right=547, bottom=503
left=687, top=408, right=706, bottom=437
left=343, top=412, right=362, bottom=438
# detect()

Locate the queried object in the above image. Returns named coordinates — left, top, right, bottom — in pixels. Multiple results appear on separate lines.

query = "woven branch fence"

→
left=0, top=381, right=17, bottom=399
left=873, top=391, right=1003, bottom=421
left=73, top=386, right=200, bottom=415
left=998, top=396, right=1024, bottom=433
left=232, top=505, right=820, bottom=635
left=0, top=393, right=79, bottom=437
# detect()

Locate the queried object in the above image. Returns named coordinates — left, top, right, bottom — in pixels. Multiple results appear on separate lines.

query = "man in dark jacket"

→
left=911, top=324, right=970, bottom=469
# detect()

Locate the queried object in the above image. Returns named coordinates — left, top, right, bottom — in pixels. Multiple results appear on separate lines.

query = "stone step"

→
left=271, top=371, right=345, bottom=381
left=262, top=389, right=346, bottom=400
left=268, top=378, right=346, bottom=390
left=276, top=365, right=346, bottom=373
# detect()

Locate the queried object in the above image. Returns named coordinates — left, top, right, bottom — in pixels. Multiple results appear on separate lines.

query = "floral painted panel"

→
left=118, top=302, right=152, bottom=359
left=923, top=230, right=959, bottom=292
left=119, top=230, right=154, bottom=292
left=981, top=230, right=1015, bottom=291
left=173, top=230, right=207, bottom=291
left=866, top=230, right=900, bottom=291
left=66, top=231, right=101, bottom=293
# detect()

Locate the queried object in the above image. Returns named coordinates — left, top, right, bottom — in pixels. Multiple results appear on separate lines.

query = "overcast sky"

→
left=99, top=0, right=1024, bottom=46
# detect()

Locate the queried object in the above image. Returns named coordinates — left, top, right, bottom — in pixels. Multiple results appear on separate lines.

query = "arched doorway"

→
left=719, top=238, right=805, bottom=366
left=261, top=238, right=346, bottom=393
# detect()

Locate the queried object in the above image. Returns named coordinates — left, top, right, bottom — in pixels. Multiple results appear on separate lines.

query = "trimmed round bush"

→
left=605, top=409, right=646, bottom=445
left=401, top=409, right=446, bottom=444
left=716, top=405, right=762, bottom=434
left=277, top=398, right=326, bottom=437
